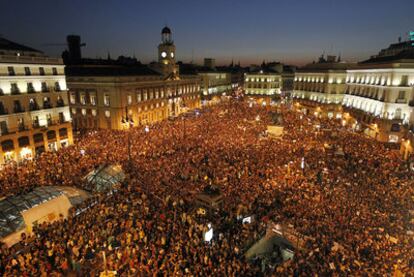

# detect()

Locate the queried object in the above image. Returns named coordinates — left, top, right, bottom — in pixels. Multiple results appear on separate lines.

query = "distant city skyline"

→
left=1, top=0, right=413, bottom=66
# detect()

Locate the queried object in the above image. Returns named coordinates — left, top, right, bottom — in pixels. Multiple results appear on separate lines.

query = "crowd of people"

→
left=0, top=98, right=413, bottom=276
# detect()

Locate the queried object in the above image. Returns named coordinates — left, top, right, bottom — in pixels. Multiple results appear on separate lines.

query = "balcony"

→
left=0, top=108, right=8, bottom=115
left=18, top=125, right=28, bottom=132
left=43, top=103, right=53, bottom=109
left=29, top=104, right=40, bottom=111
left=395, top=99, right=407, bottom=104
left=13, top=107, right=25, bottom=114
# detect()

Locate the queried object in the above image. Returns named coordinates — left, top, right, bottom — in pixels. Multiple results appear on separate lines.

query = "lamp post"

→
left=121, top=106, right=134, bottom=169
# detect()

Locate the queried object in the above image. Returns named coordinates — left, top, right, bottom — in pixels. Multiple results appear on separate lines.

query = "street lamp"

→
left=121, top=106, right=134, bottom=168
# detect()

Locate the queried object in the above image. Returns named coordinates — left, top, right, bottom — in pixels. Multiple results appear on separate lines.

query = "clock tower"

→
left=158, top=26, right=176, bottom=65
left=150, top=26, right=179, bottom=77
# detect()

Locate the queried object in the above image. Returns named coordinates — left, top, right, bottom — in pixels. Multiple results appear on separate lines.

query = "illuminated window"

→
left=92, top=109, right=97, bottom=116
left=70, top=93, right=76, bottom=104
left=90, top=95, right=96, bottom=105
left=105, top=110, right=110, bottom=117
left=137, top=92, right=142, bottom=102
left=127, top=95, right=132, bottom=105
left=104, top=95, right=110, bottom=106
left=80, top=94, right=86, bottom=105
left=81, top=109, right=86, bottom=116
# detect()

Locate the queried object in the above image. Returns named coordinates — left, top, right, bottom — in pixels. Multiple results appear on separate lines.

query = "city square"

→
left=0, top=1, right=413, bottom=276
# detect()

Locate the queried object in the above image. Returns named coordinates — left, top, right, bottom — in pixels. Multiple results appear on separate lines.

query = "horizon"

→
left=1, top=0, right=413, bottom=67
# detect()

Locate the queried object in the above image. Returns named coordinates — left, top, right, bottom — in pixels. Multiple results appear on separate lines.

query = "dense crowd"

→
left=0, top=99, right=413, bottom=276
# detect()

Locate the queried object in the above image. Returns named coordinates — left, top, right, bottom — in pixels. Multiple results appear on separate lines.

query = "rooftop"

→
left=0, top=37, right=43, bottom=54
left=66, top=63, right=161, bottom=77
left=359, top=49, right=414, bottom=64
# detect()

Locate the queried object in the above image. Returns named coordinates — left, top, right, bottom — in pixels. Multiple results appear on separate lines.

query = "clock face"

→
left=170, top=52, right=174, bottom=58
left=161, top=51, right=167, bottom=58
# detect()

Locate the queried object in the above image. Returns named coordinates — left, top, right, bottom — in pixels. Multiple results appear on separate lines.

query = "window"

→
left=27, top=83, right=35, bottom=93
left=7, top=66, right=15, bottom=76
left=46, top=114, right=52, bottom=126
left=0, top=121, right=8, bottom=135
left=52, top=67, right=58, bottom=75
left=70, top=93, right=76, bottom=104
left=32, top=116, right=40, bottom=128
left=92, top=109, right=97, bottom=116
left=43, top=97, right=52, bottom=109
left=400, top=75, right=408, bottom=86
left=105, top=110, right=110, bottom=117
left=25, top=67, right=31, bottom=76
left=39, top=67, right=45, bottom=75
left=127, top=95, right=132, bottom=105
left=143, top=91, right=148, bottom=101
left=41, top=82, right=49, bottom=92
left=398, top=91, right=405, bottom=99
left=56, top=96, right=64, bottom=107
left=90, top=95, right=96, bottom=105
left=0, top=101, right=6, bottom=115
left=11, top=83, right=20, bottom=94
left=80, top=94, right=86, bottom=105
left=137, top=92, right=142, bottom=102
left=54, top=82, right=61, bottom=92
left=13, top=100, right=23, bottom=113
left=81, top=108, right=86, bottom=116
left=104, top=95, right=110, bottom=106
left=29, top=98, right=39, bottom=111
left=17, top=118, right=25, bottom=131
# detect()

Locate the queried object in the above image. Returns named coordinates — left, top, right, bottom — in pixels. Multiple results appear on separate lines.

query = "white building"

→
left=293, top=55, right=354, bottom=105
left=0, top=37, right=73, bottom=165
left=244, top=69, right=282, bottom=96
left=343, top=38, right=414, bottom=142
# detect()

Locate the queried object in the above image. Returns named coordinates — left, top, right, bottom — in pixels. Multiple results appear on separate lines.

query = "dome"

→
left=162, top=26, right=171, bottom=34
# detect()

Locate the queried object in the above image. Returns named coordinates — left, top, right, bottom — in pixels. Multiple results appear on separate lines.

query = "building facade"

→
left=244, top=70, right=282, bottom=96
left=342, top=39, right=414, bottom=142
left=199, top=71, right=232, bottom=98
left=66, top=27, right=201, bottom=130
left=293, top=55, right=352, bottom=105
left=0, top=38, right=73, bottom=165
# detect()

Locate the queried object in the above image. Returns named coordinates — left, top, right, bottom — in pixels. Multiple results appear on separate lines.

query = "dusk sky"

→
left=1, top=0, right=413, bottom=66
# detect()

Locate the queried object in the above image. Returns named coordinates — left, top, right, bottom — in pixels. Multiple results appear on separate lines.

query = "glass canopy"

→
left=83, top=164, right=125, bottom=193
